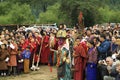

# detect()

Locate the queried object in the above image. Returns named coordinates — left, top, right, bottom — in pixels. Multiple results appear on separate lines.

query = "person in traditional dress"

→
left=63, top=47, right=71, bottom=80
left=8, top=40, right=18, bottom=76
left=0, top=44, right=9, bottom=76
left=40, top=31, right=50, bottom=64
left=19, top=38, right=27, bottom=51
left=56, top=38, right=71, bottom=80
left=86, top=40, right=98, bottom=80
left=49, top=32, right=57, bottom=72
left=22, top=46, right=31, bottom=73
left=73, top=37, right=87, bottom=80
left=17, top=47, right=23, bottom=75
left=56, top=24, right=67, bottom=38
left=34, top=32, right=42, bottom=63
left=28, top=38, right=36, bottom=67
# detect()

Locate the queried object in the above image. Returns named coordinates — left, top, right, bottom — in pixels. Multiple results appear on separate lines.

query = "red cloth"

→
left=80, top=41, right=88, bottom=53
left=29, top=41, right=37, bottom=53
left=40, top=36, right=50, bottom=64
left=34, top=36, right=42, bottom=53
left=74, top=43, right=87, bottom=80
left=21, top=39, right=29, bottom=51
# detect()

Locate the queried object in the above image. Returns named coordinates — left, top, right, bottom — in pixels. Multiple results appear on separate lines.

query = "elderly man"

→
left=103, top=57, right=118, bottom=80
left=97, top=57, right=117, bottom=80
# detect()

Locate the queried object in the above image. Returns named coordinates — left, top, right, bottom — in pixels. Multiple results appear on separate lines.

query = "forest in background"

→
left=0, top=0, right=120, bottom=27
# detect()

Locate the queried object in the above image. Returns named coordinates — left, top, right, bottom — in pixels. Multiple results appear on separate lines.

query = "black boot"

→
left=8, top=66, right=12, bottom=76
left=13, top=66, right=17, bottom=76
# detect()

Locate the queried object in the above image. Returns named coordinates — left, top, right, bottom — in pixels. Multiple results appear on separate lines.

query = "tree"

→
left=1, top=0, right=120, bottom=25
left=60, top=0, right=102, bottom=27
left=60, top=0, right=120, bottom=27
left=0, top=2, right=35, bottom=24
left=39, top=3, right=62, bottom=24
left=9, top=3, right=35, bottom=24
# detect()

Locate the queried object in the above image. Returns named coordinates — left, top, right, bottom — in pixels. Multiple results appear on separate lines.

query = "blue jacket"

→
left=22, top=50, right=31, bottom=59
left=97, top=40, right=110, bottom=60
left=112, top=43, right=118, bottom=53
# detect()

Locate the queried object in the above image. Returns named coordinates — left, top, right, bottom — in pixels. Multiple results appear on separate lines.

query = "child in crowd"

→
left=17, top=47, right=24, bottom=75
left=22, top=46, right=31, bottom=73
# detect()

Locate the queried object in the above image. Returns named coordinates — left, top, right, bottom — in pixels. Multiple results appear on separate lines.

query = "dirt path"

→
left=0, top=66, right=57, bottom=80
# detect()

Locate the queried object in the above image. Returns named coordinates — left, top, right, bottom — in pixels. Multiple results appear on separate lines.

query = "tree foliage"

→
left=0, top=2, right=35, bottom=24
left=0, top=0, right=120, bottom=26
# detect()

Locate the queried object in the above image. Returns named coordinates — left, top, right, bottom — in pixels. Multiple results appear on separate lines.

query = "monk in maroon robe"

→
left=40, top=32, right=50, bottom=64
left=34, top=33, right=42, bottom=62
left=73, top=38, right=87, bottom=80
left=28, top=38, right=37, bottom=67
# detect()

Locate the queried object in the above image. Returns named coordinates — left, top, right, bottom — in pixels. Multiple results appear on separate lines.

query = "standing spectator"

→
left=111, top=36, right=119, bottom=60
left=49, top=32, right=57, bottom=72
left=86, top=40, right=98, bottom=80
left=0, top=44, right=9, bottom=76
left=8, top=40, right=18, bottom=76
left=97, top=34, right=111, bottom=80
left=28, top=38, right=36, bottom=67
left=41, top=31, right=50, bottom=64
left=73, top=37, right=87, bottom=80
left=17, top=47, right=23, bottom=75
left=22, top=46, right=31, bottom=73
left=97, top=34, right=111, bottom=60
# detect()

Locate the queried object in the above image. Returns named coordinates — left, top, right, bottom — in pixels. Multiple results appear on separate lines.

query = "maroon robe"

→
left=34, top=36, right=42, bottom=53
left=41, top=35, right=50, bottom=64
left=22, top=39, right=29, bottom=51
left=29, top=41, right=36, bottom=53
left=74, top=43, right=87, bottom=80
left=34, top=36, right=42, bottom=62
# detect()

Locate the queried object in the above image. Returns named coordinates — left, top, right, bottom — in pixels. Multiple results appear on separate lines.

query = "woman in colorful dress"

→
left=86, top=40, right=98, bottom=80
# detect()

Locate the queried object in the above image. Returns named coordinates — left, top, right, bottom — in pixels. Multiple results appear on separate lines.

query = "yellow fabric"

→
left=56, top=30, right=66, bottom=38
left=24, top=59, right=29, bottom=73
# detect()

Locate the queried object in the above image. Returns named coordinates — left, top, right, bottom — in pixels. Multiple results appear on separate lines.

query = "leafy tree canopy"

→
left=0, top=0, right=120, bottom=26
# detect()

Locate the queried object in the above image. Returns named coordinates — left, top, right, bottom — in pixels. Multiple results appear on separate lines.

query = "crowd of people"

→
left=0, top=23, right=120, bottom=80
